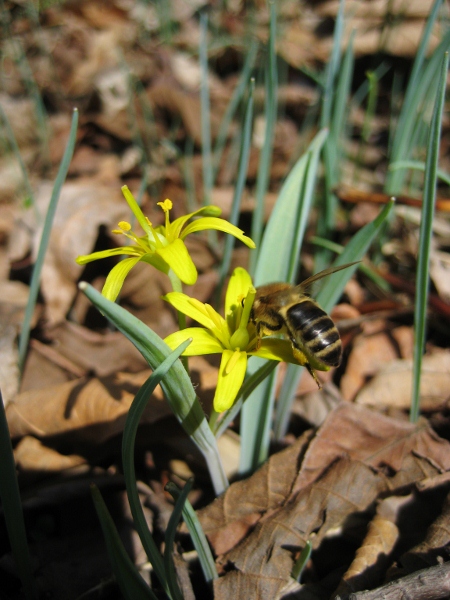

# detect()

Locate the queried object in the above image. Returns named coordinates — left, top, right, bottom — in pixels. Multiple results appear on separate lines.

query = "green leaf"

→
left=163, top=479, right=194, bottom=600
left=91, top=485, right=157, bottom=600
left=122, top=340, right=192, bottom=596
left=18, top=108, right=78, bottom=373
left=79, top=283, right=229, bottom=496
left=411, top=51, right=449, bottom=423
left=166, top=481, right=217, bottom=585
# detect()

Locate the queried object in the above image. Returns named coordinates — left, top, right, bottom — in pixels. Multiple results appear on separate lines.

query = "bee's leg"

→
left=305, top=363, right=322, bottom=390
left=291, top=346, right=322, bottom=390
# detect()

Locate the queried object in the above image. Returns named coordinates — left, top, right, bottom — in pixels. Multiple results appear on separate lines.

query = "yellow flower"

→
left=163, top=268, right=303, bottom=413
left=76, top=186, right=255, bottom=301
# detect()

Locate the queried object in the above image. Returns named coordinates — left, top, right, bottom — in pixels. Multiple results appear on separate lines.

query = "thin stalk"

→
left=215, top=79, right=255, bottom=301
left=411, top=52, right=449, bottom=422
left=166, top=482, right=217, bottom=585
left=200, top=12, right=213, bottom=206
left=163, top=481, right=193, bottom=600
left=386, top=0, right=448, bottom=193
left=249, top=1, right=278, bottom=274
left=18, top=109, right=78, bottom=374
left=91, top=486, right=157, bottom=600
left=122, top=341, right=191, bottom=596
left=291, top=541, right=312, bottom=583
left=212, top=39, right=258, bottom=183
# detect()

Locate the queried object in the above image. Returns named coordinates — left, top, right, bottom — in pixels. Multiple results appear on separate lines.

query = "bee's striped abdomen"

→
left=286, top=299, right=342, bottom=367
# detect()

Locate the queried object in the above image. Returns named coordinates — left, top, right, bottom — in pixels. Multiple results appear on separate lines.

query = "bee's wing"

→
left=296, top=261, right=360, bottom=294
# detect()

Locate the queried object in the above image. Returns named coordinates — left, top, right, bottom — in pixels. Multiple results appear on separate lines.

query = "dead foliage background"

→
left=1, top=1, right=450, bottom=599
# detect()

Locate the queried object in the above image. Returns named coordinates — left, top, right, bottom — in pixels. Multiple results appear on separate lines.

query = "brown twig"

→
left=341, top=560, right=450, bottom=600
left=336, top=184, right=450, bottom=212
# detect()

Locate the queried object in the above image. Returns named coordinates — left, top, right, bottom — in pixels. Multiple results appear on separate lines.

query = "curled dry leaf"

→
left=193, top=404, right=450, bottom=600
left=10, top=180, right=128, bottom=326
left=14, top=435, right=86, bottom=473
left=6, top=370, right=170, bottom=443
left=340, top=324, right=414, bottom=401
left=332, top=496, right=408, bottom=598
left=355, top=351, right=450, bottom=411
left=45, top=321, right=148, bottom=377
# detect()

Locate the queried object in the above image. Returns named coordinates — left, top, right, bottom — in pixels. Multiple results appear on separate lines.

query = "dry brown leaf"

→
left=9, top=180, right=127, bottom=326
left=196, top=404, right=450, bottom=600
left=278, top=22, right=329, bottom=68
left=355, top=351, right=450, bottom=411
left=193, top=430, right=314, bottom=556
left=6, top=370, right=170, bottom=443
left=46, top=321, right=148, bottom=377
left=147, top=82, right=210, bottom=145
left=341, top=323, right=398, bottom=400
left=333, top=501, right=401, bottom=597
left=14, top=436, right=86, bottom=473
left=317, top=0, right=441, bottom=59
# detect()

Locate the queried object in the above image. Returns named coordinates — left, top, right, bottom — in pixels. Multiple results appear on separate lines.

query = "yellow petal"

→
left=102, top=256, right=141, bottom=302
left=164, top=328, right=224, bottom=355
left=121, top=186, right=153, bottom=237
left=156, top=238, right=197, bottom=285
left=163, top=293, right=227, bottom=334
left=213, top=350, right=247, bottom=413
left=76, top=246, right=143, bottom=265
left=225, top=267, right=253, bottom=316
left=181, top=217, right=255, bottom=248
left=169, top=206, right=222, bottom=239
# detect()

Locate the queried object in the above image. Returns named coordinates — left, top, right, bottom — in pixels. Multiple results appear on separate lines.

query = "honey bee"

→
left=250, top=262, right=359, bottom=388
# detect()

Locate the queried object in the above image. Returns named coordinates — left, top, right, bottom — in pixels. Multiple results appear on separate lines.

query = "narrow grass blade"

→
left=166, top=481, right=217, bottom=585
left=18, top=108, right=78, bottom=374
left=163, top=479, right=194, bottom=600
left=216, top=78, right=255, bottom=298
left=411, top=52, right=449, bottom=423
left=79, top=282, right=229, bottom=495
left=320, top=0, right=345, bottom=130
left=386, top=0, right=449, bottom=193
left=91, top=485, right=157, bottom=600
left=316, top=0, right=347, bottom=260
left=389, top=160, right=450, bottom=186
left=200, top=12, right=213, bottom=206
left=249, top=1, right=278, bottom=273
left=291, top=540, right=312, bottom=583
left=0, top=391, right=38, bottom=600
left=122, top=340, right=191, bottom=594
left=212, top=39, right=258, bottom=183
